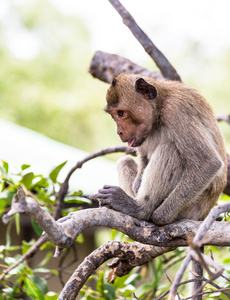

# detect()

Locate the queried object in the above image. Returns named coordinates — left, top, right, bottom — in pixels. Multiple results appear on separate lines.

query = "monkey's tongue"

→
left=128, top=138, right=135, bottom=147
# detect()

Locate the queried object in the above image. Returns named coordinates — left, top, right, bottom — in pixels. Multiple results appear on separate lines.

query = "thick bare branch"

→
left=3, top=188, right=230, bottom=299
left=58, top=241, right=174, bottom=300
left=4, top=189, right=230, bottom=251
left=107, top=0, right=181, bottom=81
left=89, top=51, right=163, bottom=83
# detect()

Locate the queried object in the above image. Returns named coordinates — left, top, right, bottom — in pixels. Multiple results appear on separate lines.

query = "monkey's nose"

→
left=117, top=128, right=123, bottom=136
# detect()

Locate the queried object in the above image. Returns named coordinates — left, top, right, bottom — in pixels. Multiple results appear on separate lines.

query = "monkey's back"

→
left=140, top=78, right=227, bottom=222
left=158, top=80, right=227, bottom=220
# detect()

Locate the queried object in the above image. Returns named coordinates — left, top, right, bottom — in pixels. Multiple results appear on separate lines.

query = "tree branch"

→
left=168, top=203, right=230, bottom=299
left=58, top=241, right=174, bottom=300
left=3, top=189, right=230, bottom=251
left=54, top=145, right=136, bottom=220
left=89, top=51, right=163, bottom=83
left=3, top=183, right=230, bottom=298
left=107, top=0, right=181, bottom=81
left=0, top=235, right=47, bottom=281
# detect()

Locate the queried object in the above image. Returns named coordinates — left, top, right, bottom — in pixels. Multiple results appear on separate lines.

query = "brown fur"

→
left=97, top=74, right=227, bottom=225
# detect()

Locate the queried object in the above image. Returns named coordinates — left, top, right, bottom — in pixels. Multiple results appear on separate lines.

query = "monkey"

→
left=96, top=73, right=227, bottom=226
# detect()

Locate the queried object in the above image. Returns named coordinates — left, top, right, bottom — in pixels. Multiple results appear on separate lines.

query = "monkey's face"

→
left=105, top=75, right=159, bottom=147
left=107, top=104, right=153, bottom=147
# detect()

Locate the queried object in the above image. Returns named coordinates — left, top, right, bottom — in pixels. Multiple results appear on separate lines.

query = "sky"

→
left=1, top=0, right=230, bottom=64
left=50, top=0, right=230, bottom=63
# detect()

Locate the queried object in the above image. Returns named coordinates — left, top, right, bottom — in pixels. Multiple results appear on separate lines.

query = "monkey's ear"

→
left=135, top=78, right=157, bottom=100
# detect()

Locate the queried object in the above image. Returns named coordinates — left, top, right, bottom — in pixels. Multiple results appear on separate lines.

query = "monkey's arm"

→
left=117, top=156, right=138, bottom=197
left=97, top=142, right=183, bottom=222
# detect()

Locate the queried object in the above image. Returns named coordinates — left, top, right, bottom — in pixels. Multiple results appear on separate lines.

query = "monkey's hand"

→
left=97, top=185, right=138, bottom=215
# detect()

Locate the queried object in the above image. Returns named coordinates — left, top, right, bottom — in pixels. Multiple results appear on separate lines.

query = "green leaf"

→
left=6, top=219, right=13, bottom=247
left=15, top=213, right=20, bottom=235
left=220, top=194, right=230, bottom=202
left=20, top=172, right=35, bottom=189
left=2, top=161, right=9, bottom=174
left=31, top=219, right=43, bottom=236
left=5, top=257, right=17, bottom=265
left=29, top=275, right=48, bottom=294
left=21, top=164, right=31, bottom=171
left=71, top=190, right=83, bottom=197
left=0, top=198, right=7, bottom=214
left=76, top=233, right=84, bottom=243
left=45, top=292, right=58, bottom=300
left=34, top=267, right=54, bottom=274
left=22, top=239, right=36, bottom=254
left=49, top=161, right=67, bottom=183
left=119, top=284, right=135, bottom=296
left=24, top=277, right=45, bottom=300
left=135, top=283, right=154, bottom=298
left=64, top=197, right=91, bottom=204
left=124, top=273, right=140, bottom=285
left=37, top=251, right=53, bottom=268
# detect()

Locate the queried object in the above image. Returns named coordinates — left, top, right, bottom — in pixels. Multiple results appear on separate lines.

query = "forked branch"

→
left=168, top=203, right=230, bottom=299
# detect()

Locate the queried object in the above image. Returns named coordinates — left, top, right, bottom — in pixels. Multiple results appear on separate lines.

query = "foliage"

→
left=1, top=165, right=230, bottom=298
left=0, top=160, right=89, bottom=299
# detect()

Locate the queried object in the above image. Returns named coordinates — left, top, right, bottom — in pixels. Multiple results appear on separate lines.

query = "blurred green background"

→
left=1, top=0, right=230, bottom=154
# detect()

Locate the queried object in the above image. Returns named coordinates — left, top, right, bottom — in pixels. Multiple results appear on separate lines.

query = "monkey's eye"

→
left=117, top=110, right=124, bottom=117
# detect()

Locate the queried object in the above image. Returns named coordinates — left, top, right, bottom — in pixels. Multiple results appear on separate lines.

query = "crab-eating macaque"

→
left=96, top=74, right=227, bottom=226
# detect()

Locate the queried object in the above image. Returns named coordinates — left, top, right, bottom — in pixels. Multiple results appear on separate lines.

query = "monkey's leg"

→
left=117, top=156, right=137, bottom=197
left=136, top=143, right=183, bottom=221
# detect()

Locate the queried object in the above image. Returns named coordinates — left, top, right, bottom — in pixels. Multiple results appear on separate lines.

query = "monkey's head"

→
left=105, top=74, right=161, bottom=147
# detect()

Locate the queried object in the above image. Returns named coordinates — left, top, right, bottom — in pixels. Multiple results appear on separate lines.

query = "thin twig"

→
left=164, top=255, right=186, bottom=271
left=168, top=254, right=192, bottom=300
left=58, top=245, right=78, bottom=287
left=185, top=273, right=230, bottom=300
left=153, top=279, right=200, bottom=300
left=216, top=114, right=230, bottom=124
left=0, top=235, right=47, bottom=281
left=54, top=145, right=136, bottom=220
left=1, top=146, right=135, bottom=281
left=163, top=269, right=181, bottom=300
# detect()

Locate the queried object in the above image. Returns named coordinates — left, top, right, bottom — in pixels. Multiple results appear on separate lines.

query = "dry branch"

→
left=4, top=188, right=230, bottom=250
left=3, top=170, right=230, bottom=299
left=58, top=241, right=174, bottom=300
left=107, top=0, right=181, bottom=81
left=54, top=145, right=136, bottom=220
left=217, top=114, right=230, bottom=124
left=4, top=187, right=230, bottom=298
left=89, top=51, right=163, bottom=84
left=168, top=202, right=230, bottom=299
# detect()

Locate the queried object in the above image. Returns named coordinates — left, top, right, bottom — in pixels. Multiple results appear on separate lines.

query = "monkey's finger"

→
left=98, top=198, right=111, bottom=205
left=98, top=188, right=112, bottom=194
left=103, top=185, right=115, bottom=189
left=88, top=194, right=99, bottom=200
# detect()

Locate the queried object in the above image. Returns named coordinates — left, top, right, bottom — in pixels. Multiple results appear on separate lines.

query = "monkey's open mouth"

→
left=128, top=138, right=136, bottom=147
